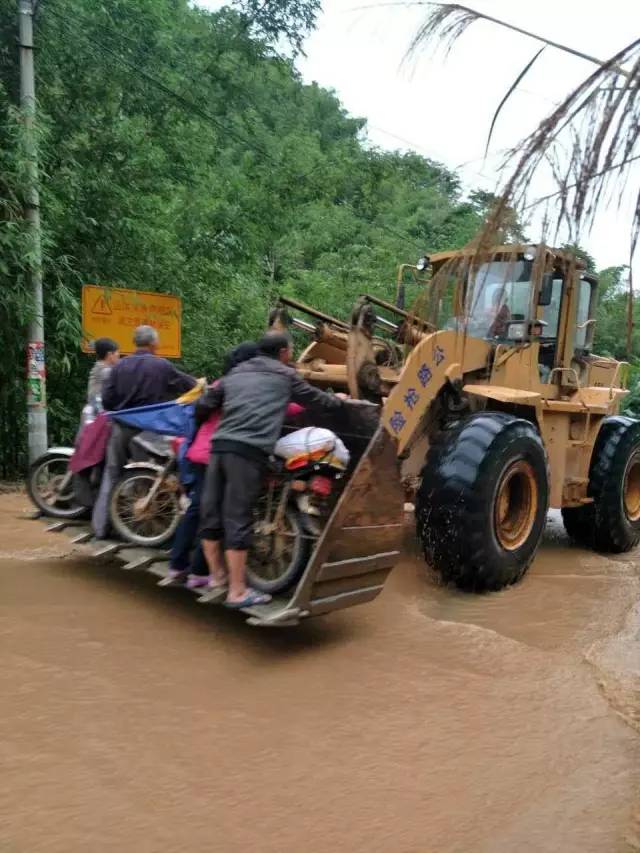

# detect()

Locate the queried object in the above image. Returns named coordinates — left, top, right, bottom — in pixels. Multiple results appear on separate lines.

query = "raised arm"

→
left=289, top=374, right=344, bottom=415
left=166, top=362, right=197, bottom=397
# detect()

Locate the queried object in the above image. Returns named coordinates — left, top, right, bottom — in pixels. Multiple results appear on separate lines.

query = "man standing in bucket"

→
left=92, top=325, right=196, bottom=539
left=197, top=332, right=345, bottom=608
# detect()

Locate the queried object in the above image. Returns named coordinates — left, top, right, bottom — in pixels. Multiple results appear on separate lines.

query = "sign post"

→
left=81, top=285, right=182, bottom=358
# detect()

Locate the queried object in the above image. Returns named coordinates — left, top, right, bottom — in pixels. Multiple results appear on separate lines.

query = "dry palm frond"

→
left=484, top=46, right=546, bottom=157
left=404, top=27, right=640, bottom=355
left=406, top=3, right=479, bottom=60
left=402, top=2, right=640, bottom=294
left=494, top=37, right=640, bottom=251
left=405, top=3, right=630, bottom=75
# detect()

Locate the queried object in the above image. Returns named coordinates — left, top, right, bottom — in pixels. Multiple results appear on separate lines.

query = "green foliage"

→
left=230, top=0, right=321, bottom=55
left=469, top=190, right=527, bottom=243
left=562, top=243, right=597, bottom=274
left=0, top=0, right=518, bottom=475
left=590, top=265, right=640, bottom=417
left=622, top=362, right=640, bottom=417
left=593, top=266, right=629, bottom=359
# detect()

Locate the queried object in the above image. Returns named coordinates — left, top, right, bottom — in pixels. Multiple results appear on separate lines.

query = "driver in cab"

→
left=484, top=288, right=511, bottom=338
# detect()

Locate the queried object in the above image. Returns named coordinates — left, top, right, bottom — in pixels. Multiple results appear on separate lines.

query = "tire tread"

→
left=416, top=412, right=549, bottom=592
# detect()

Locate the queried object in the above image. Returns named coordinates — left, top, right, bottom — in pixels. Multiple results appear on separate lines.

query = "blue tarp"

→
left=109, top=400, right=198, bottom=487
left=109, top=400, right=197, bottom=442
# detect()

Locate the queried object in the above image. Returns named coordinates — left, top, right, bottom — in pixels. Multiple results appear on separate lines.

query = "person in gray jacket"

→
left=87, top=337, right=120, bottom=410
left=196, top=332, right=345, bottom=608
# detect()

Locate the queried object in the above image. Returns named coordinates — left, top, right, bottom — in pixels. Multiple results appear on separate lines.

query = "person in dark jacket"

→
left=92, top=325, right=196, bottom=538
left=102, top=326, right=195, bottom=411
left=197, top=332, right=344, bottom=608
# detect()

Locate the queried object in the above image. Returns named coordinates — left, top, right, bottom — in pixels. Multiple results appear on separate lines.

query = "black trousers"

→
left=199, top=452, right=264, bottom=550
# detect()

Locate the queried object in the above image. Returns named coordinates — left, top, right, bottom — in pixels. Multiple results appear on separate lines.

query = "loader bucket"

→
left=31, top=405, right=404, bottom=628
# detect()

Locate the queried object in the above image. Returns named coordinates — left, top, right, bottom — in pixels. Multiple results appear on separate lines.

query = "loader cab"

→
left=426, top=246, right=599, bottom=393
left=465, top=257, right=535, bottom=340
left=573, top=274, right=598, bottom=355
left=534, top=264, right=598, bottom=386
left=431, top=252, right=549, bottom=343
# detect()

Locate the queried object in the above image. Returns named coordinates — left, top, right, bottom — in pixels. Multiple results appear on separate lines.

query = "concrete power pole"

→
left=18, top=0, right=48, bottom=461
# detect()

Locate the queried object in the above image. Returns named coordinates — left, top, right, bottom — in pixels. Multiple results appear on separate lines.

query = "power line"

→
left=61, top=0, right=545, bottom=209
left=369, top=124, right=500, bottom=183
left=44, top=4, right=428, bottom=253
left=48, top=0, right=494, bottom=249
left=45, top=5, right=279, bottom=166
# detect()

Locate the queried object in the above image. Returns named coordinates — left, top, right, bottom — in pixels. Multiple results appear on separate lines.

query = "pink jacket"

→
left=186, top=389, right=303, bottom=466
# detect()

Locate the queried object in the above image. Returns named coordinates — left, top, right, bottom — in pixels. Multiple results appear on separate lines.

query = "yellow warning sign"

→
left=81, top=285, right=182, bottom=359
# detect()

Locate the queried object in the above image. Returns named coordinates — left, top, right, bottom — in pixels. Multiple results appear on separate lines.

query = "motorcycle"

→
left=27, top=400, right=348, bottom=588
left=27, top=405, right=112, bottom=520
left=28, top=430, right=185, bottom=548
left=246, top=453, right=345, bottom=595
left=109, top=434, right=184, bottom=547
left=27, top=447, right=87, bottom=520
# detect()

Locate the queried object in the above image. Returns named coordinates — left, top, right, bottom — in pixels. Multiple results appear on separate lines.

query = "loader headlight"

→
left=416, top=255, right=430, bottom=272
left=506, top=321, right=527, bottom=341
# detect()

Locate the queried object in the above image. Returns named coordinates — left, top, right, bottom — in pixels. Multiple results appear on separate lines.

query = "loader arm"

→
left=381, top=330, right=493, bottom=455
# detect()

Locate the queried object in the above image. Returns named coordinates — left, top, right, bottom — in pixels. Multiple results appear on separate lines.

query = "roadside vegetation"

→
left=0, top=0, right=635, bottom=476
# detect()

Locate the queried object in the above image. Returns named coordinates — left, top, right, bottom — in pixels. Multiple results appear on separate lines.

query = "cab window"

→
left=540, top=279, right=563, bottom=339
left=575, top=279, right=593, bottom=351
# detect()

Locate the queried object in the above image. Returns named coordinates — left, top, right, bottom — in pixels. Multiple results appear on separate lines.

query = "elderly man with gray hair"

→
left=92, top=325, right=196, bottom=538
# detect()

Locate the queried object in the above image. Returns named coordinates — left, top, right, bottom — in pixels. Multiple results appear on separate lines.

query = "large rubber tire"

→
left=416, top=412, right=549, bottom=592
left=561, top=416, right=640, bottom=553
left=27, top=452, right=87, bottom=519
left=247, top=507, right=310, bottom=595
left=110, top=468, right=181, bottom=547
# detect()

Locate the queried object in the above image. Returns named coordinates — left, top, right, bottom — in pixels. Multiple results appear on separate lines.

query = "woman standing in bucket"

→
left=165, top=342, right=260, bottom=589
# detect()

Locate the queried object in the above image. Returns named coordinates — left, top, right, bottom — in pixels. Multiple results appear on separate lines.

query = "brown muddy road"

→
left=1, top=491, right=639, bottom=853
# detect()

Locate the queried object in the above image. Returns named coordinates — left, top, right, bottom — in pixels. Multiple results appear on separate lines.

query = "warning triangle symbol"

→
left=92, top=295, right=112, bottom=315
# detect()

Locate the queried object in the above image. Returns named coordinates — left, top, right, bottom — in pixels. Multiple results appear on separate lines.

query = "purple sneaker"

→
left=186, top=574, right=211, bottom=590
left=158, top=569, right=188, bottom=587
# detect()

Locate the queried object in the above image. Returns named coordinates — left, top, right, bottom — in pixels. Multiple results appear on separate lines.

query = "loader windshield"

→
left=466, top=260, right=533, bottom=338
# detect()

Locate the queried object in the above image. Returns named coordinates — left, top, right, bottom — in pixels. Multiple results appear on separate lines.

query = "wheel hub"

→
left=494, top=460, right=538, bottom=551
left=623, top=453, right=640, bottom=522
left=41, top=474, right=71, bottom=503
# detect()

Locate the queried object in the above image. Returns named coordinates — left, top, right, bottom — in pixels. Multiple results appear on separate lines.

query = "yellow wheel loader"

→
left=30, top=243, right=640, bottom=629
left=274, top=243, right=640, bottom=593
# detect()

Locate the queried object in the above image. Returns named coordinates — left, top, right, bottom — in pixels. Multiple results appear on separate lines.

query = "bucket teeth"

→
left=197, top=587, right=226, bottom=604
left=147, top=564, right=168, bottom=580
left=71, top=530, right=93, bottom=544
left=122, top=555, right=155, bottom=571
left=46, top=520, right=72, bottom=532
left=92, top=541, right=123, bottom=558
left=31, top=514, right=298, bottom=626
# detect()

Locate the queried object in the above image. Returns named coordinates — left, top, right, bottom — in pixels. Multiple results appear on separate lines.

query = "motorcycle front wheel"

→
left=27, top=452, right=87, bottom=519
left=110, top=468, right=181, bottom=547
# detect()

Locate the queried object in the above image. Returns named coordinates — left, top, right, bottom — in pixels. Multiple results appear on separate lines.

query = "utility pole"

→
left=18, top=0, right=48, bottom=461
left=627, top=266, right=634, bottom=360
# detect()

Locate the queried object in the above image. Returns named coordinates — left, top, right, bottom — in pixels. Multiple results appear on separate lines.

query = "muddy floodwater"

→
left=1, top=491, right=639, bottom=852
